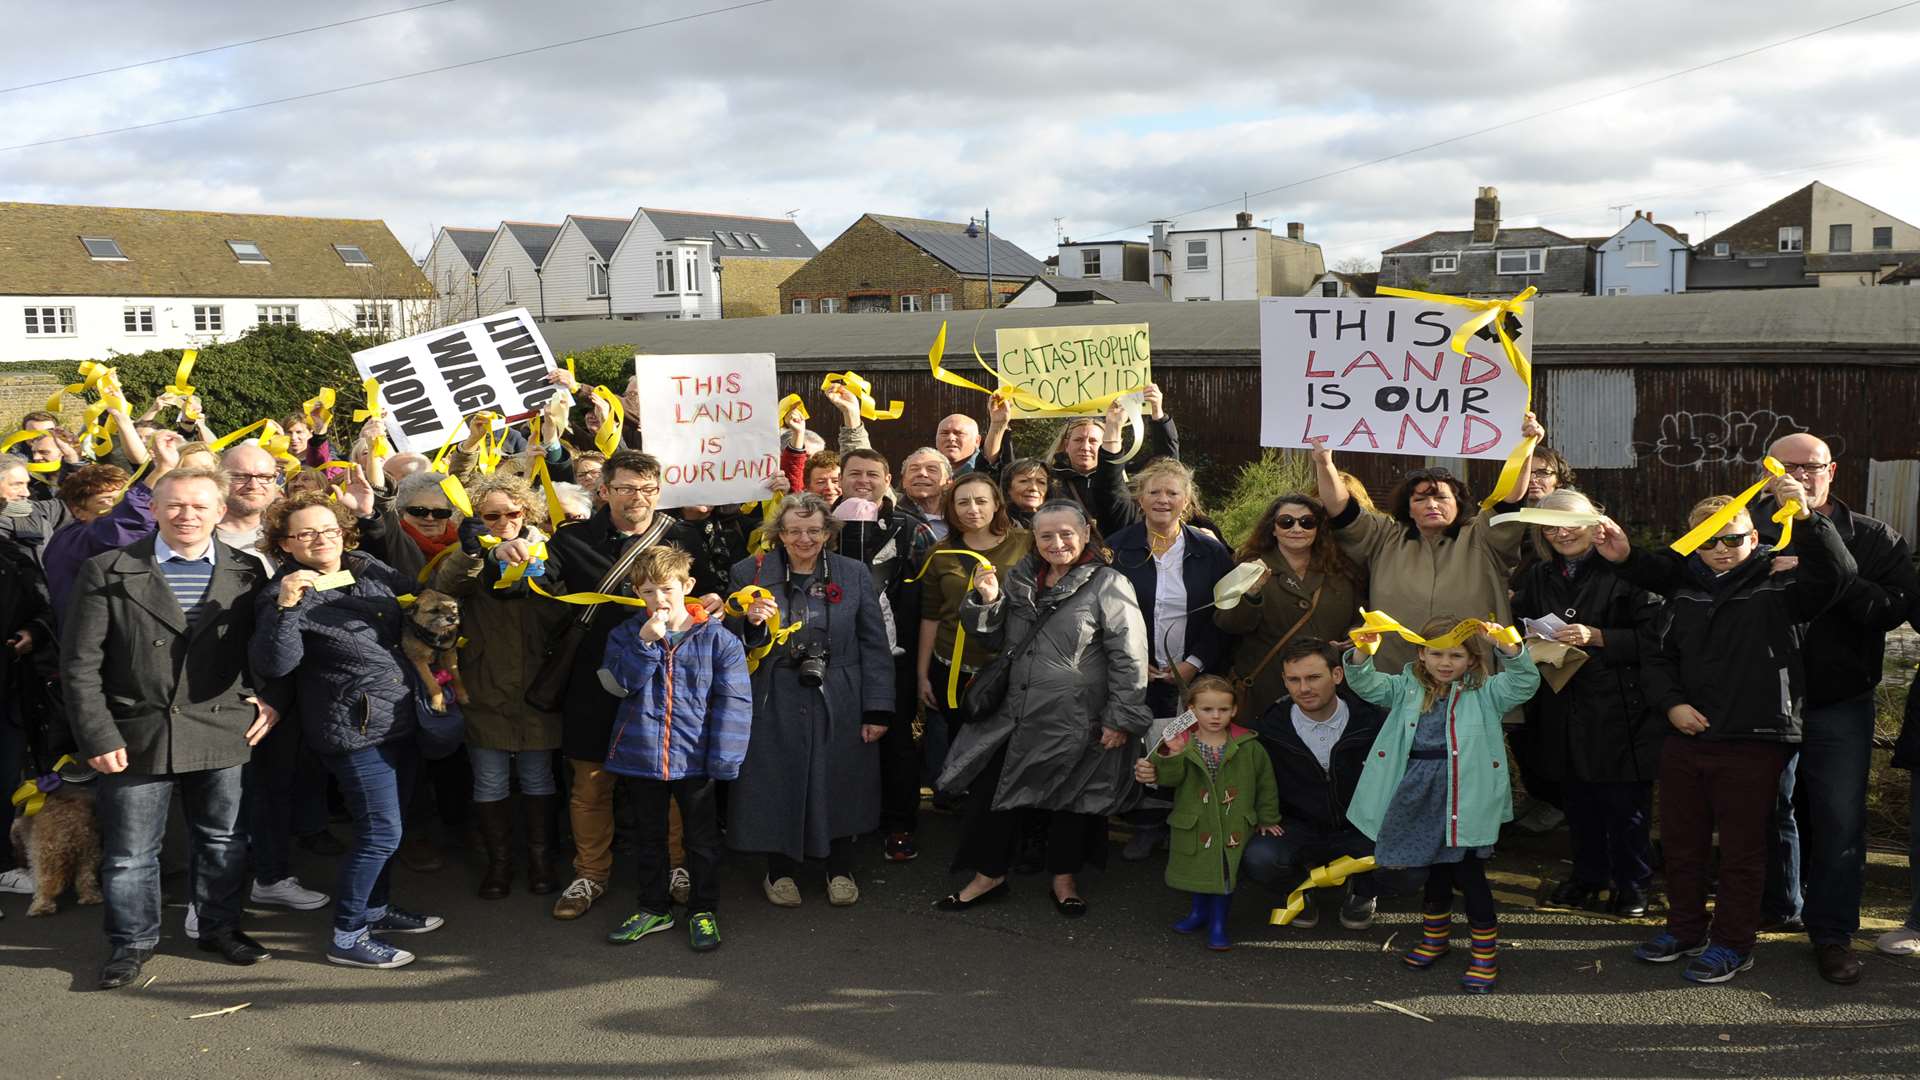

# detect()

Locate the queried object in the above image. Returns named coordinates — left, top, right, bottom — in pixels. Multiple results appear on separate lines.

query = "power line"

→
left=1085, top=0, right=1920, bottom=240
left=0, top=0, right=778, bottom=154
left=0, top=1, right=460, bottom=96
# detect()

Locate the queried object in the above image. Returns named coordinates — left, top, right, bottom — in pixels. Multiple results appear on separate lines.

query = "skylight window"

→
left=730, top=232, right=752, bottom=248
left=746, top=233, right=768, bottom=250
left=81, top=236, right=126, bottom=260
left=228, top=240, right=268, bottom=263
left=713, top=230, right=739, bottom=248
left=334, top=244, right=372, bottom=266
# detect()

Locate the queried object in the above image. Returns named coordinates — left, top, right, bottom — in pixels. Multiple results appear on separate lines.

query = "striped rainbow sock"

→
left=1461, top=922, right=1499, bottom=992
left=1403, top=909, right=1453, bottom=968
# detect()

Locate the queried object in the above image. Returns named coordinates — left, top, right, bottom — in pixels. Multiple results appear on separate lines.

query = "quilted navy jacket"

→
left=598, top=612, right=753, bottom=781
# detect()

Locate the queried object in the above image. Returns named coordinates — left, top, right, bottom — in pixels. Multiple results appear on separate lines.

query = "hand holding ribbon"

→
left=351, top=377, right=392, bottom=457
left=1346, top=610, right=1523, bottom=657
left=820, top=372, right=903, bottom=422
left=724, top=585, right=804, bottom=673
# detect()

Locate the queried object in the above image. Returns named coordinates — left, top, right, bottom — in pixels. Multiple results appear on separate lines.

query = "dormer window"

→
left=81, top=236, right=126, bottom=260
left=334, top=244, right=372, bottom=266
left=228, top=240, right=268, bottom=263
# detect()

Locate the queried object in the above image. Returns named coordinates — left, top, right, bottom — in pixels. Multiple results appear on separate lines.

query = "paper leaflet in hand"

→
left=1151, top=710, right=1199, bottom=752
left=1521, top=613, right=1569, bottom=641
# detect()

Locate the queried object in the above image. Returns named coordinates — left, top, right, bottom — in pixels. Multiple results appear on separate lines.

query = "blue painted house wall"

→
left=1594, top=214, right=1689, bottom=295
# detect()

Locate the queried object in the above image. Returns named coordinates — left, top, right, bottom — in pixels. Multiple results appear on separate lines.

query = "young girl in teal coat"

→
left=1136, top=676, right=1282, bottom=951
left=1344, top=617, right=1541, bottom=993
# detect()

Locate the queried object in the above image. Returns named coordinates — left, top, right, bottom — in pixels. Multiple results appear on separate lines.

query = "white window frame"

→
left=123, top=305, right=155, bottom=334
left=1829, top=224, right=1852, bottom=253
left=682, top=251, right=702, bottom=294
left=256, top=304, right=299, bottom=326
left=228, top=240, right=268, bottom=263
left=792, top=298, right=812, bottom=314
left=929, top=292, right=951, bottom=311
left=505, top=269, right=516, bottom=302
left=1496, top=248, right=1546, bottom=275
left=1081, top=249, right=1102, bottom=277
left=25, top=305, right=76, bottom=336
left=1184, top=239, right=1209, bottom=271
left=1604, top=286, right=1631, bottom=296
left=81, top=236, right=127, bottom=261
left=588, top=259, right=609, bottom=298
left=1713, top=242, right=1730, bottom=257
left=333, top=244, right=372, bottom=266
left=1778, top=226, right=1803, bottom=253
left=819, top=297, right=841, bottom=314
left=1430, top=254, right=1458, bottom=273
left=1625, top=240, right=1657, bottom=267
left=354, top=302, right=394, bottom=333
left=655, top=251, right=679, bottom=295
left=899, top=293, right=923, bottom=313
left=193, top=304, right=224, bottom=332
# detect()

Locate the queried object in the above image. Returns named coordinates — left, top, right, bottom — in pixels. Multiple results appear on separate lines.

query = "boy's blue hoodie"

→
left=598, top=612, right=753, bottom=781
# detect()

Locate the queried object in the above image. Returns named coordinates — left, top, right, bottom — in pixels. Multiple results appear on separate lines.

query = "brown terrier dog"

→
left=400, top=588, right=469, bottom=713
left=10, top=785, right=104, bottom=916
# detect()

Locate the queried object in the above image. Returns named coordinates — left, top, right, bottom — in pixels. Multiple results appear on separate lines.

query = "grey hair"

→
left=394, top=470, right=460, bottom=518
left=152, top=465, right=230, bottom=499
left=1530, top=488, right=1601, bottom=560
left=771, top=492, right=840, bottom=540
left=552, top=481, right=592, bottom=520
left=1032, top=499, right=1091, bottom=530
left=902, top=446, right=952, bottom=480
left=0, top=452, right=29, bottom=475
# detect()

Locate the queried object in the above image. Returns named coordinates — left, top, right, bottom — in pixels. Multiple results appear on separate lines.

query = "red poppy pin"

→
left=824, top=583, right=843, bottom=604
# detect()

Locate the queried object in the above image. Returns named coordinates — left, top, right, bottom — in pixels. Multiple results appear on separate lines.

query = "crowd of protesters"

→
left=2, top=361, right=1917, bottom=998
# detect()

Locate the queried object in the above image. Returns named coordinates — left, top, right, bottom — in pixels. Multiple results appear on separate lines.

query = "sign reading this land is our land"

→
left=995, top=323, right=1151, bottom=417
left=1257, top=297, right=1532, bottom=460
left=635, top=353, right=780, bottom=509
left=351, top=308, right=558, bottom=454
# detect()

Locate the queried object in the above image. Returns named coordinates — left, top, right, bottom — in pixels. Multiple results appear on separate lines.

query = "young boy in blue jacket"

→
left=598, top=546, right=753, bottom=952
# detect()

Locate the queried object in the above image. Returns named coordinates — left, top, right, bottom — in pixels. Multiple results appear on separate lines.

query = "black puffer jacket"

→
left=1252, top=692, right=1385, bottom=834
left=250, top=550, right=418, bottom=756
left=1512, top=553, right=1665, bottom=782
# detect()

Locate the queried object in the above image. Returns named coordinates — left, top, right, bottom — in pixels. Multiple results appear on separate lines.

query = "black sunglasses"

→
left=1698, top=532, right=1752, bottom=550
left=1273, top=514, right=1319, bottom=531
left=404, top=506, right=455, bottom=520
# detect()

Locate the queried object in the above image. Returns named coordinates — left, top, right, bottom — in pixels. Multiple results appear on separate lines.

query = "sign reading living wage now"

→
left=995, top=323, right=1150, bottom=418
left=1257, top=297, right=1532, bottom=460
left=351, top=308, right=560, bottom=454
left=635, top=353, right=781, bottom=510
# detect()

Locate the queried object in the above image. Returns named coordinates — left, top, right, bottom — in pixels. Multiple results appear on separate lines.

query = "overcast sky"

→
left=6, top=0, right=1919, bottom=266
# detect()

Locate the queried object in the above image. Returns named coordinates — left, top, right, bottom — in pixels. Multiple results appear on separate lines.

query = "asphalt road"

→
left=5, top=814, right=1919, bottom=1080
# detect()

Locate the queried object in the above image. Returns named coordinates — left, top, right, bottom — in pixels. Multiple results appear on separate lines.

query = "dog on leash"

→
left=400, top=588, right=469, bottom=713
left=9, top=785, right=104, bottom=916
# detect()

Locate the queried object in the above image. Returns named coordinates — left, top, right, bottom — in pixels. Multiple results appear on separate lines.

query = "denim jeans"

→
left=1763, top=693, right=1876, bottom=945
left=98, top=766, right=247, bottom=953
left=324, top=740, right=419, bottom=935
left=242, top=718, right=330, bottom=884
left=469, top=747, right=556, bottom=803
left=1242, top=823, right=1376, bottom=899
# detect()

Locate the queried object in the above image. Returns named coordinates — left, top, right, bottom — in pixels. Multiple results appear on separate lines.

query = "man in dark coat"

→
left=60, top=467, right=281, bottom=989
left=1242, top=639, right=1386, bottom=931
left=1754, top=433, right=1918, bottom=985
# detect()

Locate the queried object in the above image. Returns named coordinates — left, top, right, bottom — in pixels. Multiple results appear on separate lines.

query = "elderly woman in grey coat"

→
left=935, top=500, right=1150, bottom=918
left=726, top=492, right=894, bottom=908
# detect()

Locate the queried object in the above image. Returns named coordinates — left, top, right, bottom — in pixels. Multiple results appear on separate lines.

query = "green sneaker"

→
left=607, top=910, right=674, bottom=945
left=688, top=911, right=721, bottom=952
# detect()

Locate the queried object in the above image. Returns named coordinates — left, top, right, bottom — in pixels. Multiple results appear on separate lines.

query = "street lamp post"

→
left=966, top=209, right=993, bottom=309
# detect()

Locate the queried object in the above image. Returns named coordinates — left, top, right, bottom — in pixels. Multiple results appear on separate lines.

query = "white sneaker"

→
left=0, top=868, right=34, bottom=895
left=669, top=867, right=692, bottom=906
left=251, top=876, right=332, bottom=911
left=1876, top=927, right=1920, bottom=956
left=183, top=903, right=199, bottom=940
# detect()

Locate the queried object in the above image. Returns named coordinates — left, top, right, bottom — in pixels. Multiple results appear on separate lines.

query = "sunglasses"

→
left=1273, top=514, right=1319, bottom=531
left=404, top=506, right=455, bottom=520
left=1698, top=532, right=1752, bottom=550
left=480, top=510, right=525, bottom=522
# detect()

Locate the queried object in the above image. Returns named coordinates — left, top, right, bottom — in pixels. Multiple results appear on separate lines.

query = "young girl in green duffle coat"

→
left=1136, top=676, right=1282, bottom=951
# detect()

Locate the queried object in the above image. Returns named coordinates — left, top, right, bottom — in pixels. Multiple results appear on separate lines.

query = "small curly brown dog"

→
left=400, top=588, right=468, bottom=713
left=9, top=785, right=103, bottom=916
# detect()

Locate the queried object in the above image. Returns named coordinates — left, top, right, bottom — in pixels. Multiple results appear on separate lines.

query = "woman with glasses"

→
left=426, top=473, right=569, bottom=900
left=725, top=492, right=894, bottom=909
left=1511, top=490, right=1665, bottom=917
left=250, top=492, right=445, bottom=969
left=1215, top=494, right=1363, bottom=715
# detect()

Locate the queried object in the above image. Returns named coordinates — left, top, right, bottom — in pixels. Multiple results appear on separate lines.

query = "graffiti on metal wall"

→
left=1632, top=410, right=1845, bottom=469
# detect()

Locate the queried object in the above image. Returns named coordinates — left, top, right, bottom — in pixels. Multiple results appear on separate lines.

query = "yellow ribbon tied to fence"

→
left=1270, top=856, right=1376, bottom=925
left=925, top=320, right=1151, bottom=465
left=724, top=585, right=805, bottom=674
left=1668, top=455, right=1801, bottom=555
left=1374, top=285, right=1538, bottom=509
left=820, top=371, right=903, bottom=422
left=1346, top=609, right=1523, bottom=657
left=351, top=377, right=392, bottom=458
left=591, top=386, right=624, bottom=457
left=903, top=547, right=997, bottom=707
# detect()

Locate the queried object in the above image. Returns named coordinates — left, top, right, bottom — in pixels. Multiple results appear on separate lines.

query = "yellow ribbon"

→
left=455, top=411, right=504, bottom=475
left=0, top=429, right=58, bottom=473
left=209, top=418, right=273, bottom=452
left=1347, top=609, right=1522, bottom=657
left=724, top=585, right=806, bottom=674
left=903, top=547, right=996, bottom=707
left=255, top=420, right=302, bottom=475
left=351, top=377, right=392, bottom=458
left=1486, top=508, right=1608, bottom=530
left=302, top=386, right=337, bottom=432
left=79, top=394, right=129, bottom=459
left=1770, top=500, right=1801, bottom=552
left=9, top=756, right=77, bottom=817
left=777, top=393, right=809, bottom=428
left=925, top=320, right=1151, bottom=464
left=591, top=386, right=624, bottom=457
left=1270, top=855, right=1377, bottom=925
left=820, top=372, right=904, bottom=422
left=526, top=576, right=649, bottom=609
left=478, top=534, right=550, bottom=590
left=1669, top=457, right=1785, bottom=556
left=529, top=453, right=567, bottom=527
left=439, top=474, right=473, bottom=517
left=46, top=360, right=116, bottom=414
left=163, top=350, right=198, bottom=415
left=1375, top=286, right=1538, bottom=509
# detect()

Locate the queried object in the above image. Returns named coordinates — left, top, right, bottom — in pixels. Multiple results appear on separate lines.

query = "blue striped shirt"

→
left=153, top=534, right=217, bottom=628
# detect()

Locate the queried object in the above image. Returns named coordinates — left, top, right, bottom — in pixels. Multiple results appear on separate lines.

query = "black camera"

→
left=790, top=643, right=830, bottom=688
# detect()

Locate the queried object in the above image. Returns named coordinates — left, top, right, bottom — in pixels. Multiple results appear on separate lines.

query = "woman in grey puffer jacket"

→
left=936, top=500, right=1150, bottom=918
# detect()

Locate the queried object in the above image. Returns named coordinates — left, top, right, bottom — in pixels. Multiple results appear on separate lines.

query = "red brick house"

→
left=778, top=214, right=1047, bottom=314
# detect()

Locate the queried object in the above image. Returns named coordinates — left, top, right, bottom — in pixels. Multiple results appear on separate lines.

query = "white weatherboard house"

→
left=421, top=225, right=495, bottom=324
left=607, top=208, right=818, bottom=320
left=0, top=202, right=430, bottom=363
left=541, top=215, right=633, bottom=321
left=475, top=221, right=562, bottom=319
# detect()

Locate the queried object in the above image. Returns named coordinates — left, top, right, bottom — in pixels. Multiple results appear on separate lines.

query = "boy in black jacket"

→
left=1595, top=477, right=1854, bottom=985
left=1243, top=639, right=1387, bottom=931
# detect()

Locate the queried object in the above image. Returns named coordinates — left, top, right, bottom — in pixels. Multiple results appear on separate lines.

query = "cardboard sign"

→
left=995, top=323, right=1150, bottom=418
left=351, top=308, right=559, bottom=454
left=1257, top=298, right=1531, bottom=460
left=635, top=353, right=780, bottom=509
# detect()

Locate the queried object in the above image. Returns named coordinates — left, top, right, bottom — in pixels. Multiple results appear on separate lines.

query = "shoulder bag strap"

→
left=571, top=515, right=672, bottom=627
left=1241, top=584, right=1323, bottom=686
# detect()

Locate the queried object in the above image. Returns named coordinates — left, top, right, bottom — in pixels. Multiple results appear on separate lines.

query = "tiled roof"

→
left=868, top=214, right=1047, bottom=278
left=1332, top=271, right=1379, bottom=296
left=0, top=201, right=428, bottom=298
left=569, top=216, right=631, bottom=261
left=640, top=208, right=816, bottom=259
left=444, top=227, right=493, bottom=270
left=501, top=221, right=562, bottom=266
left=1384, top=227, right=1584, bottom=254
left=1686, top=253, right=1813, bottom=290
left=1806, top=251, right=1920, bottom=274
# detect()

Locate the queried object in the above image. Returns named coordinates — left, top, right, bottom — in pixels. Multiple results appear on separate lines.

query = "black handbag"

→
left=523, top=515, right=669, bottom=712
left=409, top=666, right=467, bottom=760
left=961, top=590, right=1072, bottom=718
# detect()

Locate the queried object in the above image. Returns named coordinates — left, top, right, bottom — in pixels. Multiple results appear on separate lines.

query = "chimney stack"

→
left=1472, top=186, right=1500, bottom=244
left=1286, top=221, right=1305, bottom=241
left=1149, top=221, right=1172, bottom=297
left=1235, top=210, right=1254, bottom=229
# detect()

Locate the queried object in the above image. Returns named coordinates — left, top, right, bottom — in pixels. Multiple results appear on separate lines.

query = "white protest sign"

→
left=351, top=308, right=559, bottom=454
left=1257, top=297, right=1531, bottom=460
left=995, top=323, right=1151, bottom=418
left=635, top=353, right=781, bottom=509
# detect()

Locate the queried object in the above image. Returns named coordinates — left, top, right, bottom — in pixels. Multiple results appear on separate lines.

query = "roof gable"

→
left=440, top=226, right=493, bottom=270
left=1701, top=183, right=1815, bottom=251
left=0, top=201, right=428, bottom=298
left=867, top=214, right=1046, bottom=278
left=501, top=221, right=562, bottom=267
